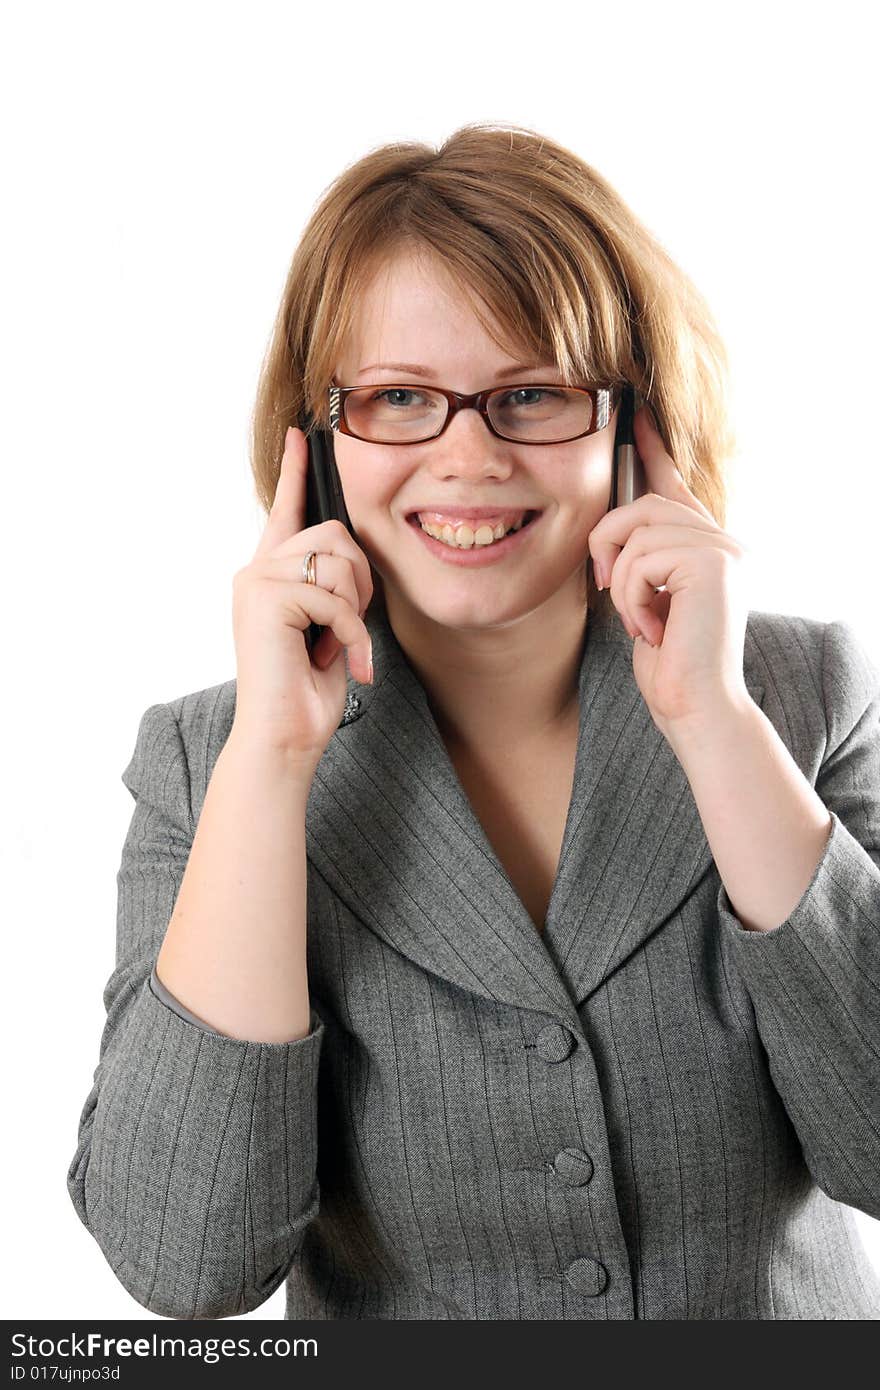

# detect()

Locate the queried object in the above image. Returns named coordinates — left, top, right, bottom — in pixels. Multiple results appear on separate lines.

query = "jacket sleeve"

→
left=66, top=700, right=325, bottom=1319
left=718, top=618, right=880, bottom=1220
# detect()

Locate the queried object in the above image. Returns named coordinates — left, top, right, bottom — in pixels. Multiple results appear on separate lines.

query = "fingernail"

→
left=594, top=559, right=606, bottom=590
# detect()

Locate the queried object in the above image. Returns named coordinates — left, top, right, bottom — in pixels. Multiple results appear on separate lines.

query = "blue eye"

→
left=500, top=388, right=560, bottom=407
left=372, top=388, right=423, bottom=407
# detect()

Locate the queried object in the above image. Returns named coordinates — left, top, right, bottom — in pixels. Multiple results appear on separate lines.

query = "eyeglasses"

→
left=327, top=381, right=623, bottom=445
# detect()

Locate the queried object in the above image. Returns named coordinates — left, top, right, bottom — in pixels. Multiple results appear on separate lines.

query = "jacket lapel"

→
left=304, top=601, right=765, bottom=1028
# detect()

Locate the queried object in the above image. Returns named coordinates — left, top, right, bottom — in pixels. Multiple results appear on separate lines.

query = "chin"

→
left=396, top=579, right=556, bottom=633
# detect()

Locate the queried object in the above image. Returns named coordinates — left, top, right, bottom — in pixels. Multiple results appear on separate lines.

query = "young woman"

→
left=68, top=123, right=880, bottom=1320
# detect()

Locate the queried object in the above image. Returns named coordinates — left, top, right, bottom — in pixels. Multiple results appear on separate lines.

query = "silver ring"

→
left=301, top=549, right=318, bottom=585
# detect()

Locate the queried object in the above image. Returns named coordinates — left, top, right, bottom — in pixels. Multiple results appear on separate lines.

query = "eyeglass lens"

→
left=343, top=385, right=595, bottom=443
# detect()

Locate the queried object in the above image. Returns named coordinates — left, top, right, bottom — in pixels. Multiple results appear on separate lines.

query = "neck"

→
left=380, top=575, right=589, bottom=754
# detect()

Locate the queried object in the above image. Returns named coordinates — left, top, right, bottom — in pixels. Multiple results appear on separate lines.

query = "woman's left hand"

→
left=587, top=405, right=754, bottom=737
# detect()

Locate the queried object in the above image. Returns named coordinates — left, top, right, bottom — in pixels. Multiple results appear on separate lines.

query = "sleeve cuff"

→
left=717, top=807, right=880, bottom=979
left=149, top=964, right=322, bottom=1043
left=717, top=811, right=838, bottom=943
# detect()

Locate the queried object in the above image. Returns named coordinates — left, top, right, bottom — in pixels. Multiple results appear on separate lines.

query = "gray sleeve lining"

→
left=149, top=965, right=231, bottom=1037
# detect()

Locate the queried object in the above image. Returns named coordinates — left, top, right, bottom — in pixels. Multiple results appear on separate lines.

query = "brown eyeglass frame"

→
left=327, top=382, right=623, bottom=445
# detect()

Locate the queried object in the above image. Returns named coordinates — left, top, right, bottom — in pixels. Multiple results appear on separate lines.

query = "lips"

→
left=407, top=507, right=541, bottom=530
left=407, top=505, right=543, bottom=563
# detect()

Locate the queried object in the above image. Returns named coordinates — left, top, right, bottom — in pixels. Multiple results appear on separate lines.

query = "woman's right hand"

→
left=230, top=425, right=374, bottom=770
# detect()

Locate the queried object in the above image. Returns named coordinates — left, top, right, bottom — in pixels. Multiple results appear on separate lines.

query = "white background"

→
left=3, top=0, right=878, bottom=1320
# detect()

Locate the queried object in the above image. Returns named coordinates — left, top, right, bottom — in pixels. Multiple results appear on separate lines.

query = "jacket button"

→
left=535, top=1023, right=576, bottom=1062
left=552, top=1147, right=594, bottom=1186
left=564, top=1256, right=608, bottom=1296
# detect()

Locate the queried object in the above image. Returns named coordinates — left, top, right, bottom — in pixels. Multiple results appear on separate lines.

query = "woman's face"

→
left=331, top=247, right=618, bottom=632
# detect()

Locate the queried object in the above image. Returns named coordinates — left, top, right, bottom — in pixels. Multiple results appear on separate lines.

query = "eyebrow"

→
left=355, top=361, right=557, bottom=380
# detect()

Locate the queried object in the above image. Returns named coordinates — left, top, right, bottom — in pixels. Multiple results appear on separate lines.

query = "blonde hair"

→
left=250, top=121, right=736, bottom=624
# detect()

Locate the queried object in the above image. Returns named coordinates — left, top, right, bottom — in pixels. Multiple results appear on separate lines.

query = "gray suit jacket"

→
left=67, top=601, right=880, bottom=1319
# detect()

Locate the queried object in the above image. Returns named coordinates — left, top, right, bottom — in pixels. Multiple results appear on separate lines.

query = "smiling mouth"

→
left=406, top=510, right=542, bottom=549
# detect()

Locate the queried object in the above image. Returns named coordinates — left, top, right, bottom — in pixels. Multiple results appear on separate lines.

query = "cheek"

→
left=551, top=463, right=612, bottom=525
left=333, top=442, right=407, bottom=524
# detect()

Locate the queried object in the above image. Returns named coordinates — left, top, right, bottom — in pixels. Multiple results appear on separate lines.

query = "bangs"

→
left=303, top=184, right=637, bottom=429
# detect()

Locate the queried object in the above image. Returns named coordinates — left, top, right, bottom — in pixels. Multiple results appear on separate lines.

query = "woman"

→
left=67, top=123, right=880, bottom=1320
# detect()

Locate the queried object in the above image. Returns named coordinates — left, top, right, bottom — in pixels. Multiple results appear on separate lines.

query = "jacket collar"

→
left=305, top=600, right=765, bottom=1029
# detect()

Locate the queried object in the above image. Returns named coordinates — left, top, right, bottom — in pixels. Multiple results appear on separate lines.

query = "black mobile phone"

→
left=611, top=383, right=647, bottom=508
left=298, top=410, right=354, bottom=657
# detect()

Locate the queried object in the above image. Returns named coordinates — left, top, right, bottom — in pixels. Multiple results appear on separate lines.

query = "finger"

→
left=634, top=407, right=716, bottom=524
left=635, top=586, right=672, bottom=645
left=264, top=550, right=369, bottom=677
left=253, top=424, right=375, bottom=620
left=626, top=552, right=680, bottom=643
left=262, top=549, right=360, bottom=615
left=253, top=425, right=306, bottom=562
left=601, top=522, right=692, bottom=633
left=607, top=521, right=737, bottom=605
left=312, top=588, right=373, bottom=684
left=299, top=551, right=363, bottom=672
left=622, top=546, right=702, bottom=641
left=264, top=563, right=372, bottom=681
left=590, top=496, right=718, bottom=590
left=273, top=517, right=374, bottom=626
left=305, top=588, right=374, bottom=683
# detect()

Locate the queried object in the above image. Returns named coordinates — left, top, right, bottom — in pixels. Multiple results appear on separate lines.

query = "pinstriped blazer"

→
left=67, top=599, right=880, bottom=1319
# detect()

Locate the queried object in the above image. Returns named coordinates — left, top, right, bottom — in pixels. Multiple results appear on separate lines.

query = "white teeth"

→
left=417, top=516, right=530, bottom=548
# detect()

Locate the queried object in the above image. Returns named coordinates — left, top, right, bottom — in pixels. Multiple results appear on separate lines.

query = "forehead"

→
left=338, top=248, right=541, bottom=376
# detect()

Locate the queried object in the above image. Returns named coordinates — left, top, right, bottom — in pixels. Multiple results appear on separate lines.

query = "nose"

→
left=431, top=402, right=511, bottom=472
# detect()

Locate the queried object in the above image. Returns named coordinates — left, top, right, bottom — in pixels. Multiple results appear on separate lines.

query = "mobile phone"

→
left=298, top=410, right=354, bottom=657
left=611, top=383, right=647, bottom=508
